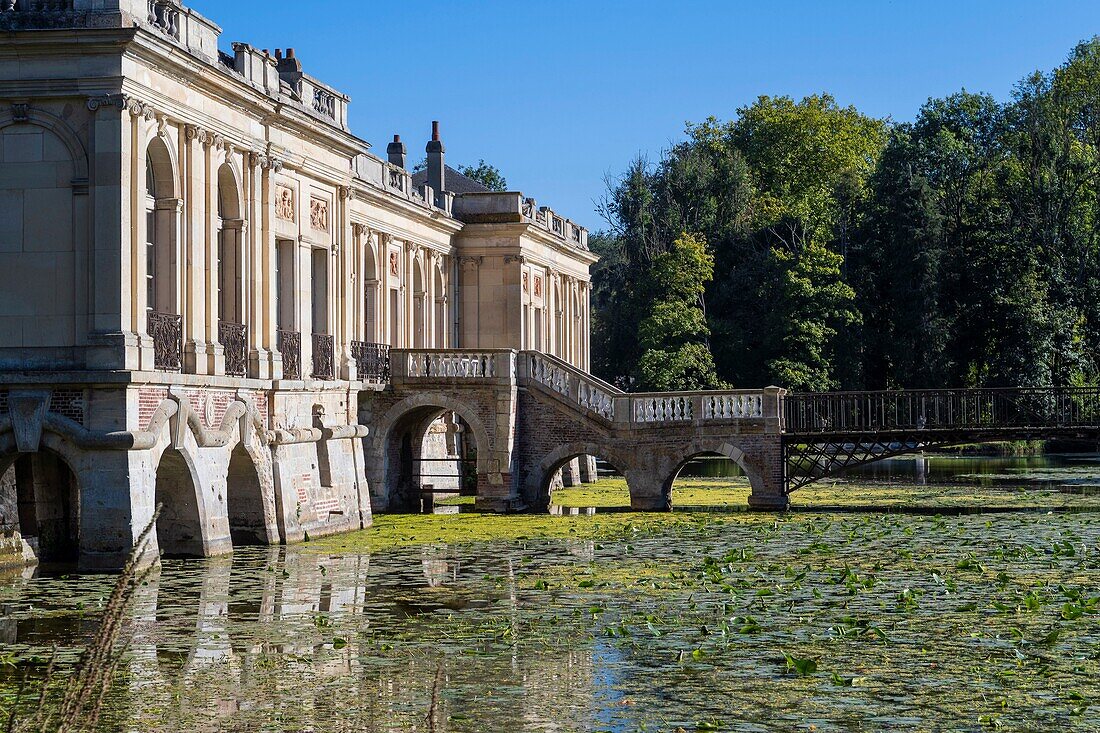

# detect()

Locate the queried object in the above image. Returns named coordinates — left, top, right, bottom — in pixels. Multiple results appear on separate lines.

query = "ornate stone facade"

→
left=0, top=0, right=596, bottom=570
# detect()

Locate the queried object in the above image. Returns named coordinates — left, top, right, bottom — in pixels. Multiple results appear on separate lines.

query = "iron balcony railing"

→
left=311, top=333, right=335, bottom=380
left=2, top=1, right=75, bottom=10
left=277, top=329, right=301, bottom=380
left=351, top=341, right=390, bottom=382
left=783, top=387, right=1100, bottom=435
left=218, top=320, right=248, bottom=377
left=148, top=311, right=182, bottom=372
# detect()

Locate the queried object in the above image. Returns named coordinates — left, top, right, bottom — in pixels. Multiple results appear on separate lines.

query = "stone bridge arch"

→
left=524, top=441, right=634, bottom=511
left=652, top=439, right=767, bottom=509
left=0, top=437, right=83, bottom=564
left=368, top=393, right=494, bottom=512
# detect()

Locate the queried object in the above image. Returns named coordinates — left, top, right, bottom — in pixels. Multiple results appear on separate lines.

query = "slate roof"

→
left=411, top=164, right=492, bottom=195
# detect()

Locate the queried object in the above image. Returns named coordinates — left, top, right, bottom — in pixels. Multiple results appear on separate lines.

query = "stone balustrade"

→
left=524, top=352, right=616, bottom=420
left=627, top=390, right=768, bottom=425
left=394, top=350, right=515, bottom=381
left=631, top=394, right=694, bottom=423
left=703, top=392, right=764, bottom=419
left=395, top=349, right=772, bottom=427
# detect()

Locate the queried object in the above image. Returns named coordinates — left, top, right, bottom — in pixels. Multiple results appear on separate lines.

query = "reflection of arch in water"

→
left=0, top=448, right=80, bottom=563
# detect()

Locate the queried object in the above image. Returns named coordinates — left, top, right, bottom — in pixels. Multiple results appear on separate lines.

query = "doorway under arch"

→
left=0, top=449, right=80, bottom=564
left=154, top=448, right=204, bottom=557
left=383, top=406, right=481, bottom=513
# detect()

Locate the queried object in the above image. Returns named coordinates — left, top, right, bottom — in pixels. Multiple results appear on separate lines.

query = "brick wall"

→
left=48, top=389, right=86, bottom=425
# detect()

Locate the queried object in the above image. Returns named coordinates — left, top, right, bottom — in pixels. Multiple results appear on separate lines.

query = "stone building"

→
left=0, top=0, right=597, bottom=569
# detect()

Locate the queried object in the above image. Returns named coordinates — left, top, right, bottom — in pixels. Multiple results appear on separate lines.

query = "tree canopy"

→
left=591, top=37, right=1100, bottom=393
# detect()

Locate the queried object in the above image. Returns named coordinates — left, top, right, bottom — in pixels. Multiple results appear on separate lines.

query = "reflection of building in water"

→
left=421, top=544, right=456, bottom=587
left=97, top=542, right=617, bottom=730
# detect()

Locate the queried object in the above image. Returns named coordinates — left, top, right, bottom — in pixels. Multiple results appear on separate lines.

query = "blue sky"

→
left=188, top=0, right=1100, bottom=229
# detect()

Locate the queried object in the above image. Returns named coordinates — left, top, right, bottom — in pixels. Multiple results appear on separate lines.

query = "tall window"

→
left=433, top=265, right=446, bottom=347
left=145, top=159, right=156, bottom=315
left=276, top=240, right=295, bottom=331
left=311, top=248, right=329, bottom=335
left=412, top=259, right=426, bottom=348
left=216, top=165, right=242, bottom=324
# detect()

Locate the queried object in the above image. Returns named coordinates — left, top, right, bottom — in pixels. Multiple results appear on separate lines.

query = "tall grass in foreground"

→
left=5, top=508, right=160, bottom=733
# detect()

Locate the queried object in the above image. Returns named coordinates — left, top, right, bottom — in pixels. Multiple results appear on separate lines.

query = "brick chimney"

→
left=426, top=121, right=445, bottom=199
left=386, top=134, right=407, bottom=169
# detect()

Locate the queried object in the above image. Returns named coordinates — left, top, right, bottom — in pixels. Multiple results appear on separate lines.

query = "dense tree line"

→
left=590, top=38, right=1100, bottom=393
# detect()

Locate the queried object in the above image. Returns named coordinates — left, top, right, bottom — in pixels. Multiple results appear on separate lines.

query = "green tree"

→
left=635, top=234, right=722, bottom=391
left=458, top=159, right=508, bottom=191
left=411, top=158, right=508, bottom=192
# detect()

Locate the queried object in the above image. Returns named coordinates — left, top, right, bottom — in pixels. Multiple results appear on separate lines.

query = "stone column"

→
left=85, top=95, right=136, bottom=370
left=560, top=457, right=582, bottom=487
left=747, top=386, right=791, bottom=510
left=625, top=469, right=671, bottom=512
left=249, top=154, right=280, bottom=379
left=579, top=455, right=599, bottom=484
left=182, top=125, right=211, bottom=374
left=337, top=188, right=355, bottom=379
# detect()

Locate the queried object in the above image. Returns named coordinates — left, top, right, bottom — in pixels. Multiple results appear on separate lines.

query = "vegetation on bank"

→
left=592, top=37, right=1100, bottom=394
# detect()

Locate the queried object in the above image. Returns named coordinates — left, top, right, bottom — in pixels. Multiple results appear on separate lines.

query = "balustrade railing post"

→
left=763, top=385, right=785, bottom=434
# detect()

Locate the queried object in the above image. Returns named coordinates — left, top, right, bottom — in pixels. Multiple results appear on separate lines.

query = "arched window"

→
left=554, top=280, right=564, bottom=357
left=145, top=158, right=157, bottom=317
left=145, top=138, right=181, bottom=371
left=364, top=234, right=379, bottom=342
left=217, top=164, right=243, bottom=324
left=412, top=257, right=427, bottom=348
left=433, top=263, right=446, bottom=348
left=217, top=163, right=246, bottom=376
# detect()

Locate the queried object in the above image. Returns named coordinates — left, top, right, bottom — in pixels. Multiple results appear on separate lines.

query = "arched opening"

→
left=145, top=138, right=182, bottom=371
left=226, top=445, right=267, bottom=546
left=217, top=164, right=247, bottom=376
left=412, top=258, right=427, bottom=348
left=433, top=263, right=446, bottom=348
left=154, top=448, right=204, bottom=557
left=554, top=280, right=564, bottom=357
left=665, top=450, right=754, bottom=510
left=531, top=446, right=625, bottom=512
left=364, top=236, right=379, bottom=343
left=0, top=449, right=80, bottom=564
left=383, top=406, right=480, bottom=513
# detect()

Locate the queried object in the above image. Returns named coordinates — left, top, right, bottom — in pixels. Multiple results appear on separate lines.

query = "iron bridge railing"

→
left=783, top=387, right=1100, bottom=435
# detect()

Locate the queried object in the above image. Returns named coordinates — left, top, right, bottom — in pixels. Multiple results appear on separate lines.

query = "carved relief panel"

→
left=310, top=196, right=330, bottom=233
left=275, top=184, right=295, bottom=222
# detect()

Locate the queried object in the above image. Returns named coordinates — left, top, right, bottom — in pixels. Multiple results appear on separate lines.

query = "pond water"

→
left=2, top=462, right=1100, bottom=731
left=681, top=451, right=1100, bottom=490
